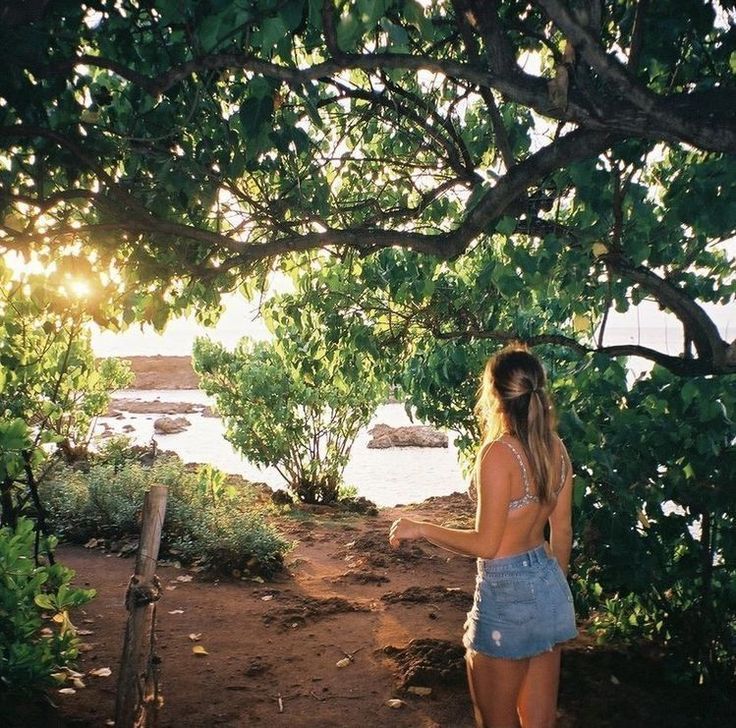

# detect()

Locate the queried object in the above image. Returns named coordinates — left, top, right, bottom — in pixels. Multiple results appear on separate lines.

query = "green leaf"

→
left=240, top=95, right=275, bottom=137
left=680, top=380, right=698, bottom=407
left=280, top=0, right=305, bottom=31
left=260, top=16, right=288, bottom=54
left=336, top=13, right=364, bottom=50
left=198, top=14, right=224, bottom=51
left=34, top=594, right=55, bottom=610
left=380, top=18, right=409, bottom=48
left=495, top=216, right=517, bottom=236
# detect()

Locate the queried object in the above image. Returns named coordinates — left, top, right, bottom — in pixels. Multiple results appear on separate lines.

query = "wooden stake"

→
left=115, top=485, right=167, bottom=728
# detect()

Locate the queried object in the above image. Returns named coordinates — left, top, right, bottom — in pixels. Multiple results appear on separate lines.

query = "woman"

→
left=389, top=346, right=576, bottom=728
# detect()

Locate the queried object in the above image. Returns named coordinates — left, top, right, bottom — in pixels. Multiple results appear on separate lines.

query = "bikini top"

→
left=497, top=439, right=567, bottom=510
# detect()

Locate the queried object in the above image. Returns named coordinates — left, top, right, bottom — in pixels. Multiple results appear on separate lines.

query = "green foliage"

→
left=0, top=518, right=95, bottom=703
left=272, top=243, right=735, bottom=686
left=1, top=0, right=732, bottom=381
left=557, top=364, right=736, bottom=687
left=0, top=263, right=133, bottom=528
left=41, top=452, right=290, bottom=578
left=193, top=288, right=388, bottom=503
left=0, top=0, right=734, bottom=696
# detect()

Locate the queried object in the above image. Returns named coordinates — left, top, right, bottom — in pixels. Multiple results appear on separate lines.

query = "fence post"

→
left=114, top=485, right=168, bottom=727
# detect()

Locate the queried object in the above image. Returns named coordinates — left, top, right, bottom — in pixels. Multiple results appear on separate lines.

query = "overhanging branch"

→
left=34, top=47, right=736, bottom=153
left=536, top=0, right=736, bottom=151
left=434, top=327, right=735, bottom=376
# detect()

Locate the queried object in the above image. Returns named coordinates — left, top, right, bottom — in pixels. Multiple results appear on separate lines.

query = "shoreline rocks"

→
left=106, top=398, right=218, bottom=418
left=367, top=424, right=448, bottom=449
left=153, top=415, right=192, bottom=434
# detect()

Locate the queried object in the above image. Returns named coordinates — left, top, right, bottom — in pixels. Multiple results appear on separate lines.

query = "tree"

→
left=0, top=259, right=132, bottom=535
left=0, top=1, right=733, bottom=374
left=192, top=289, right=388, bottom=503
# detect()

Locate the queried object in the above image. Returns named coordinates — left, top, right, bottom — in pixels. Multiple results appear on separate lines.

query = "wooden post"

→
left=115, top=485, right=168, bottom=728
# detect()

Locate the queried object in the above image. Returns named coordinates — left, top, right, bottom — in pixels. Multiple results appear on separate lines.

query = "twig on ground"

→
left=338, top=646, right=365, bottom=662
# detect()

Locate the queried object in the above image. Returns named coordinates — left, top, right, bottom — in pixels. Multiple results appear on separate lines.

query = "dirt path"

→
left=44, top=496, right=725, bottom=728
left=50, top=499, right=476, bottom=727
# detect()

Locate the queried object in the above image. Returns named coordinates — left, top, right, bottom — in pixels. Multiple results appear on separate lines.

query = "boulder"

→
left=153, top=416, right=191, bottom=434
left=367, top=424, right=448, bottom=449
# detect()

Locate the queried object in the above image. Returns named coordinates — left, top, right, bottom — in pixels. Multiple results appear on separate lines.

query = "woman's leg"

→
left=466, top=649, right=529, bottom=728
left=516, top=646, right=561, bottom=728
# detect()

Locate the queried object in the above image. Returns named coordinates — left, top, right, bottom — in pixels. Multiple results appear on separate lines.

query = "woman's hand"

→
left=388, top=517, right=422, bottom=549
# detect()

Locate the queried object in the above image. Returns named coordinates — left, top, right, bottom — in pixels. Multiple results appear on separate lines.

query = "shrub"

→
left=0, top=519, right=95, bottom=705
left=193, top=294, right=388, bottom=504
left=40, top=455, right=291, bottom=578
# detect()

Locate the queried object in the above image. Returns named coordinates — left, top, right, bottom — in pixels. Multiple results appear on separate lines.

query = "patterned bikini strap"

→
left=497, top=439, right=532, bottom=497
left=556, top=438, right=567, bottom=494
left=501, top=438, right=567, bottom=496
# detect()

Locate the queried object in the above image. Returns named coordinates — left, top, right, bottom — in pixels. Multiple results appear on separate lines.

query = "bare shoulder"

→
left=478, top=437, right=516, bottom=472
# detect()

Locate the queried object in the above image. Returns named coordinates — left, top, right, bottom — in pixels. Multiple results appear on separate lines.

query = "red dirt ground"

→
left=18, top=494, right=728, bottom=728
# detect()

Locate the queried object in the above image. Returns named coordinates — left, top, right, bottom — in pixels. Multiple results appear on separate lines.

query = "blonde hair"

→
left=473, top=345, right=558, bottom=503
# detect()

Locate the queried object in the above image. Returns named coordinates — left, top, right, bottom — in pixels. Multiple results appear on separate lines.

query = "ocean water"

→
left=97, top=393, right=469, bottom=508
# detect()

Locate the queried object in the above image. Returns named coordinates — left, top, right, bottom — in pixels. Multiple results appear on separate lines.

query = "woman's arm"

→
left=389, top=441, right=513, bottom=560
left=548, top=441, right=574, bottom=574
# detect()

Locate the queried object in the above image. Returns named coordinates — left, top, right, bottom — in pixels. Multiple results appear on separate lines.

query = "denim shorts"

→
left=462, top=544, right=577, bottom=660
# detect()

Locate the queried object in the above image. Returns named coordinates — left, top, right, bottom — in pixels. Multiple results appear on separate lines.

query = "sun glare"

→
left=68, top=278, right=91, bottom=298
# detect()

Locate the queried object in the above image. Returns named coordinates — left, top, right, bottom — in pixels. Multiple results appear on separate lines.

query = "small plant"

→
left=193, top=294, right=388, bottom=505
left=40, top=455, right=291, bottom=578
left=0, top=518, right=95, bottom=705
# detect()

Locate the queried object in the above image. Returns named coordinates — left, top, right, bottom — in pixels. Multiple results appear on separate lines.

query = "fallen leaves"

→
left=88, top=667, right=112, bottom=677
left=192, top=645, right=209, bottom=656
left=335, top=657, right=351, bottom=668
left=188, top=633, right=202, bottom=641
left=407, top=686, right=432, bottom=697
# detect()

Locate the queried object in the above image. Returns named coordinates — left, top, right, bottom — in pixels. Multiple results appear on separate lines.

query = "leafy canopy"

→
left=0, top=0, right=734, bottom=373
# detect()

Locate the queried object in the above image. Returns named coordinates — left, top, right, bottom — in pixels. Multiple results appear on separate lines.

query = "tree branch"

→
left=434, top=327, right=734, bottom=376
left=602, top=254, right=729, bottom=366
left=536, top=0, right=736, bottom=151
left=33, top=48, right=736, bottom=152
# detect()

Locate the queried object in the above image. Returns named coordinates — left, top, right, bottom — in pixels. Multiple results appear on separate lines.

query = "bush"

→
left=40, top=454, right=291, bottom=578
left=0, top=519, right=95, bottom=705
left=192, top=293, right=388, bottom=504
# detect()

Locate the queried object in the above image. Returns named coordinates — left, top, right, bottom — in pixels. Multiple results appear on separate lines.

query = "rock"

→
left=153, top=416, right=191, bottom=434
left=107, top=399, right=205, bottom=416
left=271, top=489, right=294, bottom=506
left=367, top=424, right=448, bottom=449
left=122, top=425, right=135, bottom=433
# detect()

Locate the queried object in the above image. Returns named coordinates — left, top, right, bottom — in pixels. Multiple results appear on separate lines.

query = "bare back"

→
left=481, top=434, right=572, bottom=560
